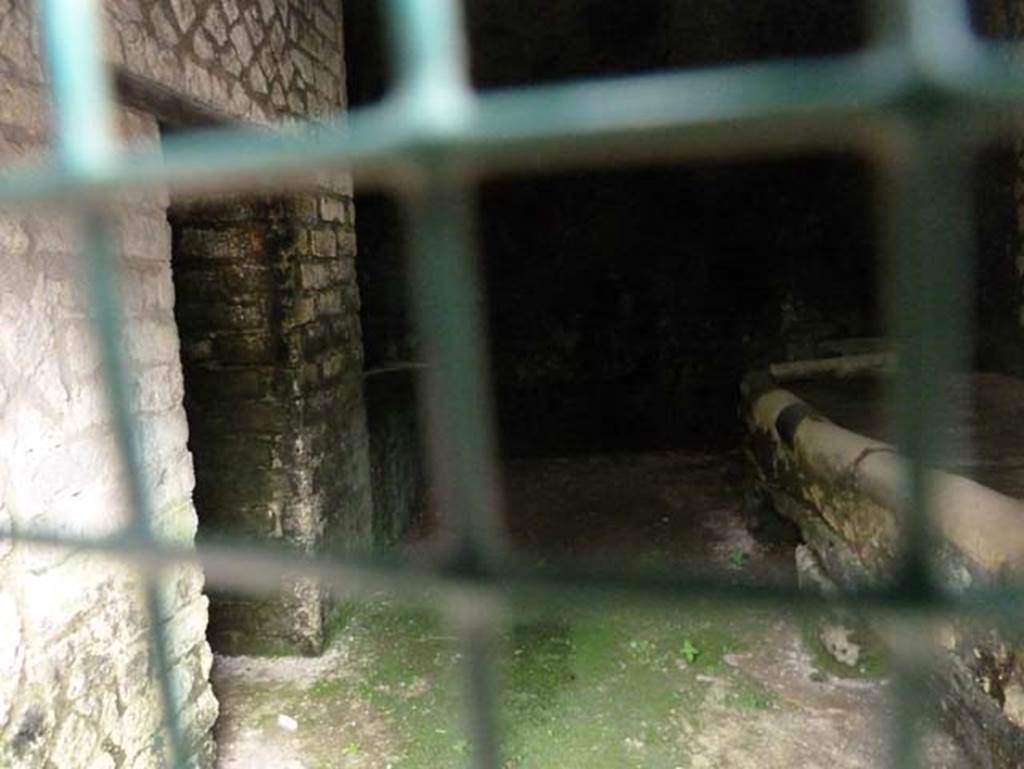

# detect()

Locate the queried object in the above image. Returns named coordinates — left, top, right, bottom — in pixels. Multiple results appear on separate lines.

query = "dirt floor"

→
left=212, top=451, right=968, bottom=769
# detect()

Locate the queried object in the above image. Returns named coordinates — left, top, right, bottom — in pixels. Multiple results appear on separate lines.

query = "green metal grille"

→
left=4, top=0, right=1024, bottom=766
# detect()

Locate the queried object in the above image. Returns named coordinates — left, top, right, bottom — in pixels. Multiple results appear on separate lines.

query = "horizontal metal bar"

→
left=6, top=528, right=1024, bottom=620
left=1, top=47, right=1014, bottom=206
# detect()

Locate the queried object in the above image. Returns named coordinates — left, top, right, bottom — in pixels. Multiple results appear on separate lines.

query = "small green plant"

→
left=729, top=548, right=750, bottom=569
left=343, top=742, right=361, bottom=756
left=680, top=638, right=700, bottom=663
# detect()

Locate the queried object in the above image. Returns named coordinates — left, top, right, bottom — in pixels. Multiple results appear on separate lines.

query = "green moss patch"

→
left=326, top=599, right=783, bottom=768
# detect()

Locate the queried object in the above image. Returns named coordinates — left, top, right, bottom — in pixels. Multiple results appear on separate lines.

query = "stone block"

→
left=318, top=195, right=345, bottom=223
left=249, top=61, right=268, bottom=95
left=314, top=7, right=337, bottom=43
left=124, top=318, right=181, bottom=366
left=298, top=262, right=330, bottom=289
left=229, top=23, right=253, bottom=66
left=291, top=196, right=318, bottom=224
left=288, top=296, right=316, bottom=327
left=326, top=255, right=354, bottom=283
left=184, top=57, right=214, bottom=104
left=149, top=5, right=178, bottom=48
left=316, top=288, right=343, bottom=315
left=257, top=0, right=276, bottom=23
left=290, top=47, right=313, bottom=84
left=336, top=227, right=357, bottom=257
left=169, top=0, right=197, bottom=31
left=192, top=27, right=215, bottom=62
left=243, top=4, right=265, bottom=47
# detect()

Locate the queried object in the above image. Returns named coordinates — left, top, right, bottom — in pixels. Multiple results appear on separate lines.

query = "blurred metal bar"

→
left=448, top=594, right=502, bottom=769
left=383, top=3, right=502, bottom=764
left=403, top=167, right=505, bottom=767
left=39, top=0, right=114, bottom=173
left=404, top=172, right=505, bottom=567
left=889, top=645, right=930, bottom=769
left=885, top=617, right=945, bottom=769
left=385, top=0, right=472, bottom=120
left=881, top=3, right=976, bottom=766
left=7, top=528, right=1024, bottom=621
left=38, top=1, right=189, bottom=765
left=887, top=135, right=972, bottom=592
left=0, top=51, right=928, bottom=204
left=6, top=42, right=1024, bottom=204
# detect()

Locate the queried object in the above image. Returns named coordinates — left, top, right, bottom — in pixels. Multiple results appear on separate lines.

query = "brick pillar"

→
left=170, top=186, right=372, bottom=656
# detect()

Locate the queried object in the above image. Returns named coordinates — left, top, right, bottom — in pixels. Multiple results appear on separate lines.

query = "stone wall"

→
left=0, top=0, right=347, bottom=125
left=0, top=0, right=364, bottom=765
left=0, top=103, right=217, bottom=767
left=170, top=187, right=372, bottom=655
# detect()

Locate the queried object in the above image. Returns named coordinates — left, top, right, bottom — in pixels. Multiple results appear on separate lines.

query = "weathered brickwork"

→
left=0, top=0, right=362, bottom=765
left=0, top=0, right=347, bottom=124
left=170, top=189, right=371, bottom=655
left=107, top=0, right=347, bottom=123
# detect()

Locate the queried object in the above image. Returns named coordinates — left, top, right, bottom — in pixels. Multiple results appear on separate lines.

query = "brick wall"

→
left=170, top=187, right=372, bottom=655
left=0, top=0, right=365, bottom=765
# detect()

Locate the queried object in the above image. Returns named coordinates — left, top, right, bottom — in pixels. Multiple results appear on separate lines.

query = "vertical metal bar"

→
left=39, top=1, right=189, bottom=766
left=385, top=0, right=470, bottom=98
left=883, top=4, right=975, bottom=763
left=385, top=0, right=473, bottom=128
left=403, top=173, right=505, bottom=768
left=385, top=2, right=502, bottom=766
left=882, top=128, right=972, bottom=769
left=40, top=0, right=114, bottom=172
left=904, top=0, right=976, bottom=65
left=888, top=624, right=932, bottom=769
left=449, top=593, right=502, bottom=769
left=404, top=173, right=505, bottom=566
left=888, top=132, right=971, bottom=591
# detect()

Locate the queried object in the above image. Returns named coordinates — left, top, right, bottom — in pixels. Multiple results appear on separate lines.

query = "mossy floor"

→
left=212, top=451, right=968, bottom=769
